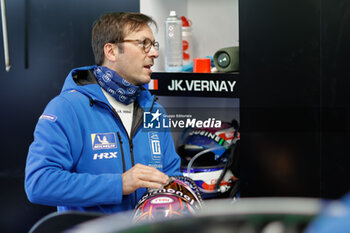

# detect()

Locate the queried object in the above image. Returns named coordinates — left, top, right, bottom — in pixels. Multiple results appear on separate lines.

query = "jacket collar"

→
left=61, top=66, right=156, bottom=110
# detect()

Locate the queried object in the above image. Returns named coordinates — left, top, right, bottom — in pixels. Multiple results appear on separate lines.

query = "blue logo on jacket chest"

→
left=91, top=133, right=117, bottom=150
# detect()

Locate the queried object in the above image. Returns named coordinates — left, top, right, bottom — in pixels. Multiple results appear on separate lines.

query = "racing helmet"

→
left=133, top=176, right=203, bottom=223
left=177, top=120, right=240, bottom=198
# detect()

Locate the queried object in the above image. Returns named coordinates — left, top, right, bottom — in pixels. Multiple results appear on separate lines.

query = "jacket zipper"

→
left=127, top=95, right=157, bottom=170
left=92, top=98, right=157, bottom=206
left=117, top=132, right=126, bottom=173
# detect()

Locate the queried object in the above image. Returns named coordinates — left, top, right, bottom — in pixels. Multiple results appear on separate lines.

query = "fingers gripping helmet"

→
left=177, top=120, right=240, bottom=198
left=133, top=176, right=203, bottom=223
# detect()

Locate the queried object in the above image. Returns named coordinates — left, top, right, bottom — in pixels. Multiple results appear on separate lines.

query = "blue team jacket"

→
left=25, top=66, right=182, bottom=213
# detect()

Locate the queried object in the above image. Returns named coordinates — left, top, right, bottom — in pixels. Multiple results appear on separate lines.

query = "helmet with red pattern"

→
left=133, top=177, right=202, bottom=223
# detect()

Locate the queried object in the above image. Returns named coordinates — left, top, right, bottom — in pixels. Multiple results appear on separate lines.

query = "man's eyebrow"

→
left=141, top=37, right=155, bottom=41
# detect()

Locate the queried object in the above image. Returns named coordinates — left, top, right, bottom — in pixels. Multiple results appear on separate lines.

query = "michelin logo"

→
left=91, top=133, right=117, bottom=150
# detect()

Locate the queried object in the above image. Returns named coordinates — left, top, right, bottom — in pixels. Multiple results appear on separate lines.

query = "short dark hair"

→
left=91, top=12, right=157, bottom=65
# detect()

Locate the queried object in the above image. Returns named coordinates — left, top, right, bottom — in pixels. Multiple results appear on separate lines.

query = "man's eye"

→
left=143, top=39, right=151, bottom=46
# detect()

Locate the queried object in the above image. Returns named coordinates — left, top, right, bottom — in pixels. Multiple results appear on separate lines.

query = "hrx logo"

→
left=93, top=152, right=118, bottom=160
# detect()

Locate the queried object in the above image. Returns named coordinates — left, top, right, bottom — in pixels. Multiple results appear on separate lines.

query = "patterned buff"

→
left=93, top=66, right=141, bottom=105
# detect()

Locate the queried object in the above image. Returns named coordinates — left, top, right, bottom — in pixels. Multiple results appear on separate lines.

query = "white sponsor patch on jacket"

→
left=93, top=152, right=118, bottom=160
left=148, top=132, right=161, bottom=159
left=39, top=114, right=58, bottom=122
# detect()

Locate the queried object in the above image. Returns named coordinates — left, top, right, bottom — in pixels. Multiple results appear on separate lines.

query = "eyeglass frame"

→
left=115, top=38, right=159, bottom=53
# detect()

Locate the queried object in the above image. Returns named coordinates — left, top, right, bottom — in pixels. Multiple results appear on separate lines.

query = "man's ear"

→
left=103, top=43, right=118, bottom=62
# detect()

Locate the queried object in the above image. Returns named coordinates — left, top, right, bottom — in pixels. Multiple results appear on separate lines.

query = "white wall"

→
left=140, top=0, right=239, bottom=72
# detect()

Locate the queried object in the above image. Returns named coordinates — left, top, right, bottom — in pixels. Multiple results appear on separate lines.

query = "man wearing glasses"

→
left=25, top=12, right=182, bottom=213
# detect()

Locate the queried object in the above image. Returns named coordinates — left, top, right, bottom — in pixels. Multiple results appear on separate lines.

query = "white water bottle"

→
left=165, top=11, right=183, bottom=72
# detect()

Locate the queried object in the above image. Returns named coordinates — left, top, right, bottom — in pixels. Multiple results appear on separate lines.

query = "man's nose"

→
left=148, top=46, right=159, bottom=58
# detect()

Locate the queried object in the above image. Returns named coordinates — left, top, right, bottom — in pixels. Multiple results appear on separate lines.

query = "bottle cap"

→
left=181, top=16, right=191, bottom=27
left=169, top=11, right=177, bottom=17
left=193, top=58, right=211, bottom=73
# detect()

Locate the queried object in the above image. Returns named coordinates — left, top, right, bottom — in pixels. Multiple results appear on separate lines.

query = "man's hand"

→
left=121, top=163, right=169, bottom=195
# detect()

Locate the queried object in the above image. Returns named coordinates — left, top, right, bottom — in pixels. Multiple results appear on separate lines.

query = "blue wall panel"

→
left=0, top=1, right=138, bottom=232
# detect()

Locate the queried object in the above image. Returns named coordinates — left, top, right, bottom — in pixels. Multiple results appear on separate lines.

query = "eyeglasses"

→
left=121, top=38, right=159, bottom=53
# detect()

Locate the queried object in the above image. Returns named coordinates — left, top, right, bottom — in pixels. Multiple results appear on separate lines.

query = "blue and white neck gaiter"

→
left=93, top=66, right=141, bottom=105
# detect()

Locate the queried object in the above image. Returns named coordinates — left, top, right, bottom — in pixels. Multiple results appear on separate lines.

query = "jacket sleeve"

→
left=25, top=95, right=123, bottom=207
